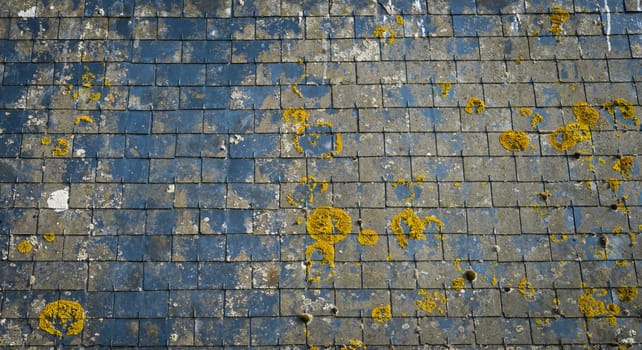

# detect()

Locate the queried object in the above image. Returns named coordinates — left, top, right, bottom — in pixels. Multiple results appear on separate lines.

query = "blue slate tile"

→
left=97, top=158, right=149, bottom=183
left=159, top=18, right=207, bottom=39
left=89, top=262, right=143, bottom=291
left=85, top=291, right=115, bottom=318
left=126, top=134, right=176, bottom=158
left=195, top=318, right=249, bottom=346
left=0, top=261, right=33, bottom=290
left=247, top=290, right=279, bottom=316
left=156, top=64, right=206, bottom=86
left=132, top=40, right=181, bottom=63
left=0, top=159, right=43, bottom=182
left=92, top=210, right=145, bottom=235
left=182, top=40, right=231, bottom=63
left=450, top=0, right=477, bottom=13
left=74, top=134, right=126, bottom=158
left=109, top=18, right=133, bottom=38
left=226, top=233, right=280, bottom=261
left=128, top=86, right=179, bottom=110
left=3, top=63, right=54, bottom=85
left=125, top=63, right=156, bottom=85
left=118, top=235, right=171, bottom=261
left=89, top=319, right=139, bottom=346
left=143, top=262, right=198, bottom=290
left=257, top=17, right=303, bottom=39
left=610, top=13, right=642, bottom=34
left=85, top=0, right=134, bottom=17
left=149, top=158, right=201, bottom=183
left=153, top=110, right=203, bottom=133
left=200, top=209, right=253, bottom=233
left=179, top=86, right=230, bottom=109
left=229, top=86, right=279, bottom=109
left=202, top=159, right=254, bottom=183
left=203, top=109, right=253, bottom=133
left=198, top=261, right=251, bottom=289
left=176, top=134, right=226, bottom=157
left=140, top=319, right=172, bottom=346
left=0, top=86, right=28, bottom=108
left=453, top=15, right=502, bottom=36
left=169, top=290, right=224, bottom=317
left=229, top=134, right=279, bottom=158
left=0, top=110, right=28, bottom=132
left=145, top=210, right=181, bottom=234
left=228, top=183, right=279, bottom=208
left=191, top=183, right=227, bottom=208
left=0, top=134, right=21, bottom=157
left=111, top=111, right=152, bottom=134
left=208, top=18, right=253, bottom=40
left=61, top=158, right=97, bottom=182
left=172, top=235, right=226, bottom=261
left=207, top=63, right=256, bottom=85
left=0, top=40, right=32, bottom=62
left=232, top=40, right=279, bottom=63
left=122, top=184, right=173, bottom=209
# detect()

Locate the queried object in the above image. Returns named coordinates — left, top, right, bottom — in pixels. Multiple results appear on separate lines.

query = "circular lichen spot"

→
left=464, top=97, right=485, bottom=115
left=573, top=101, right=599, bottom=126
left=499, top=130, right=530, bottom=152
left=549, top=122, right=591, bottom=151
left=306, top=206, right=352, bottom=244
left=17, top=239, right=33, bottom=253
left=615, top=286, right=638, bottom=302
left=38, top=299, right=86, bottom=337
left=371, top=304, right=392, bottom=323
left=390, top=208, right=426, bottom=248
left=357, top=229, right=378, bottom=246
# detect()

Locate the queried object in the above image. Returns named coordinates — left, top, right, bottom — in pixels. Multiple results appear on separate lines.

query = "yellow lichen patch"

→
left=577, top=288, right=620, bottom=327
left=357, top=229, right=378, bottom=246
left=88, top=92, right=101, bottom=102
left=390, top=209, right=444, bottom=248
left=292, top=121, right=343, bottom=159
left=604, top=98, right=640, bottom=126
left=629, top=231, right=636, bottom=247
left=499, top=130, right=530, bottom=152
left=549, top=7, right=570, bottom=40
left=74, top=115, right=94, bottom=125
left=550, top=234, right=568, bottom=243
left=548, top=122, right=591, bottom=151
left=51, top=138, right=70, bottom=157
left=491, top=275, right=498, bottom=286
left=518, top=277, right=536, bottom=296
left=395, top=15, right=405, bottom=25
left=573, top=101, right=599, bottom=127
left=415, top=289, right=447, bottom=314
left=612, top=156, right=635, bottom=179
left=464, top=97, right=485, bottom=115
left=605, top=178, right=621, bottom=193
left=453, top=258, right=463, bottom=272
left=283, top=107, right=310, bottom=125
left=436, top=82, right=452, bottom=97
left=373, top=26, right=396, bottom=44
left=305, top=241, right=335, bottom=277
left=340, top=339, right=367, bottom=350
left=371, top=305, right=392, bottom=323
left=531, top=113, right=545, bottom=127
left=615, top=286, right=638, bottom=302
left=306, top=206, right=352, bottom=244
left=38, top=300, right=85, bottom=337
left=451, top=277, right=465, bottom=291
left=606, top=304, right=620, bottom=326
left=43, top=232, right=56, bottom=242
left=535, top=318, right=552, bottom=327
left=615, top=260, right=628, bottom=266
left=453, top=182, right=461, bottom=188
left=291, top=82, right=303, bottom=98
left=17, top=239, right=33, bottom=253
left=40, top=136, right=51, bottom=145
left=520, top=107, right=533, bottom=117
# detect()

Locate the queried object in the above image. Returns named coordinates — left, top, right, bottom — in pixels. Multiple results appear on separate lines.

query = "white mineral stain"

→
left=18, top=6, right=37, bottom=18
left=47, top=188, right=69, bottom=212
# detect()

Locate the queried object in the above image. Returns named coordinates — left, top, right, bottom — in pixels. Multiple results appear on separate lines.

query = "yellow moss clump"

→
left=415, top=289, right=447, bottom=314
left=572, top=102, right=599, bottom=127
left=51, top=138, right=70, bottom=156
left=306, top=206, right=352, bottom=244
left=374, top=26, right=396, bottom=44
left=451, top=277, right=466, bottom=291
left=357, top=229, right=378, bottom=246
left=38, top=299, right=86, bottom=337
left=499, top=130, right=530, bottom=152
left=371, top=305, right=392, bottom=322
left=615, top=286, right=638, bottom=302
left=518, top=277, right=536, bottom=296
left=604, top=98, right=640, bottom=126
left=612, top=156, right=635, bottom=179
left=549, top=7, right=570, bottom=40
left=74, top=115, right=94, bottom=125
left=17, top=239, right=33, bottom=253
left=464, top=97, right=485, bottom=115
left=436, top=82, right=452, bottom=97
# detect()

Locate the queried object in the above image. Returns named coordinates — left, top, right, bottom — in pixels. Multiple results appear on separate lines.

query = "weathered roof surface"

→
left=0, top=0, right=641, bottom=348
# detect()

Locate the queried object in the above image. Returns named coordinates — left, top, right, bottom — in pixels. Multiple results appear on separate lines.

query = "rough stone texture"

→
left=0, top=0, right=641, bottom=348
